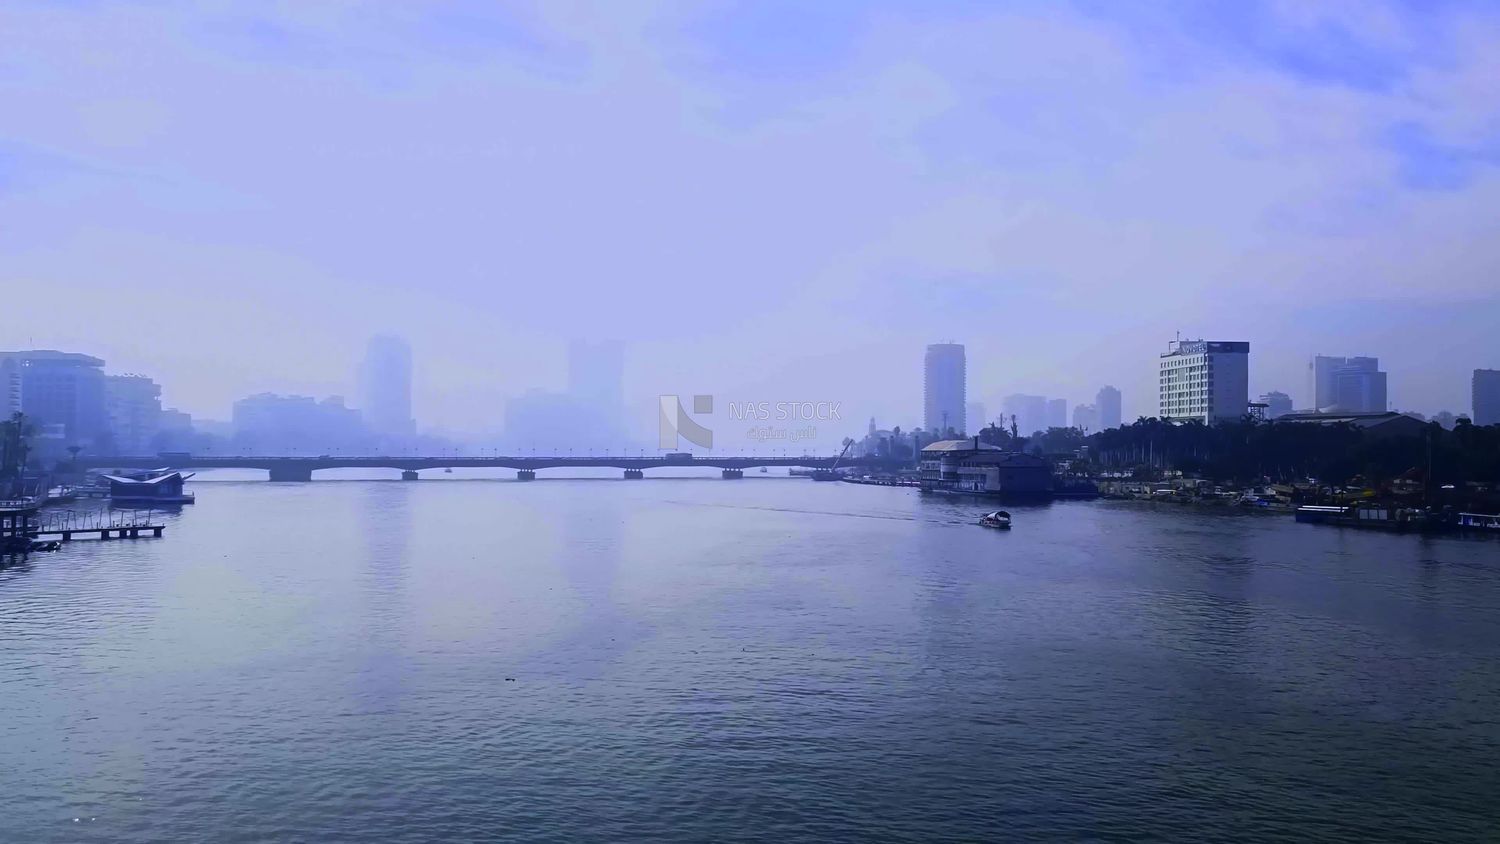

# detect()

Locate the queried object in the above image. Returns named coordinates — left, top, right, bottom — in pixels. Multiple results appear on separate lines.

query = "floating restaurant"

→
left=99, top=471, right=196, bottom=504
left=919, top=438, right=1053, bottom=498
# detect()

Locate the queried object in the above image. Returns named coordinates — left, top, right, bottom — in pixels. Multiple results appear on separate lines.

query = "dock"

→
left=840, top=476, right=921, bottom=487
left=26, top=510, right=168, bottom=542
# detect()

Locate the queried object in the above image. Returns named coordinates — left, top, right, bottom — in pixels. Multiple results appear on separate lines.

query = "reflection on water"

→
left=1, top=479, right=1499, bottom=842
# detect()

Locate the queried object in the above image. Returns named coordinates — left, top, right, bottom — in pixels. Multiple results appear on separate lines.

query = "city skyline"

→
left=5, top=5, right=1500, bottom=840
left=3, top=3, right=1497, bottom=432
left=3, top=335, right=1490, bottom=457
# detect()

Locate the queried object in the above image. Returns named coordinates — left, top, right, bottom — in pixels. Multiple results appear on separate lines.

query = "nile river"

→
left=3, top=471, right=1499, bottom=842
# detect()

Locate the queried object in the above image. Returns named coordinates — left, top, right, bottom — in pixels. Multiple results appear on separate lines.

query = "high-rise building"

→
left=924, top=343, right=966, bottom=436
left=1046, top=398, right=1067, bottom=430
left=0, top=350, right=108, bottom=448
left=1072, top=403, right=1098, bottom=432
left=1096, top=385, right=1122, bottom=430
left=358, top=335, right=415, bottom=438
left=1309, top=355, right=1342, bottom=410
left=1258, top=391, right=1293, bottom=419
left=105, top=374, right=163, bottom=455
left=1001, top=394, right=1048, bottom=438
left=1310, top=355, right=1386, bottom=412
left=1475, top=369, right=1500, bottom=426
left=0, top=357, right=20, bottom=418
left=1333, top=367, right=1387, bottom=413
left=966, top=402, right=987, bottom=433
left=1158, top=339, right=1249, bottom=424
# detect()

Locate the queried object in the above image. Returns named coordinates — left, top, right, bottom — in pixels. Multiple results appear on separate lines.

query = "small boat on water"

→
left=980, top=510, right=1012, bottom=529
left=45, top=485, right=78, bottom=504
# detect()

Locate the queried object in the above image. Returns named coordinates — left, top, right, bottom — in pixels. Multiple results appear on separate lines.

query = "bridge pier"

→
left=401, top=470, right=419, bottom=481
left=623, top=469, right=643, bottom=479
left=722, top=468, right=743, bottom=479
left=517, top=469, right=535, bottom=481
left=269, top=465, right=314, bottom=482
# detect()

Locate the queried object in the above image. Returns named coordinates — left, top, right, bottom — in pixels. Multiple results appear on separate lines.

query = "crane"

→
left=812, top=438, right=856, bottom=481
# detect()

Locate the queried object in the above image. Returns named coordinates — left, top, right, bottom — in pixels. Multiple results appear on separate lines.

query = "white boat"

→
left=980, top=510, right=1011, bottom=529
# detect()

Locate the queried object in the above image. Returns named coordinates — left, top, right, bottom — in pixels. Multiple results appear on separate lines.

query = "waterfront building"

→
left=1259, top=391, right=1293, bottom=420
left=1096, top=385, right=1122, bottom=430
left=0, top=350, right=108, bottom=451
left=105, top=374, right=163, bottom=455
left=918, top=438, right=1052, bottom=496
left=101, top=470, right=195, bottom=504
left=1046, top=398, right=1067, bottom=430
left=1072, top=403, right=1098, bottom=432
left=1309, top=355, right=1386, bottom=412
left=357, top=335, right=415, bottom=438
left=1158, top=339, right=1249, bottom=424
left=232, top=393, right=368, bottom=453
left=1474, top=369, right=1500, bottom=426
left=924, top=344, right=966, bottom=436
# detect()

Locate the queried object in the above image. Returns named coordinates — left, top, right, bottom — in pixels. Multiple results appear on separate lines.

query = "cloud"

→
left=0, top=0, right=1497, bottom=428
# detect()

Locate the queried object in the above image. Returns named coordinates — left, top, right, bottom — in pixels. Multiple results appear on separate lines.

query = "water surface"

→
left=3, top=474, right=1499, bottom=841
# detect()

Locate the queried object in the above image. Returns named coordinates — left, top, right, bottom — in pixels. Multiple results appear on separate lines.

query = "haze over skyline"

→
left=4, top=0, right=1497, bottom=439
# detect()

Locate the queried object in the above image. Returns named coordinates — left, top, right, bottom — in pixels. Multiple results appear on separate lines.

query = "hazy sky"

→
left=3, top=0, right=1497, bottom=443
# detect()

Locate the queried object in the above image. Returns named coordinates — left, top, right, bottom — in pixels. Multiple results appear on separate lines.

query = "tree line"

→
left=1082, top=416, right=1500, bottom=486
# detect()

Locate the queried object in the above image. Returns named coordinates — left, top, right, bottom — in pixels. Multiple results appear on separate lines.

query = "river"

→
left=3, top=471, right=1498, bottom=841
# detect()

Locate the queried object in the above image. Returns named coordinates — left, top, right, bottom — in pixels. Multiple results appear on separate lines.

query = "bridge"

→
left=70, top=454, right=894, bottom=482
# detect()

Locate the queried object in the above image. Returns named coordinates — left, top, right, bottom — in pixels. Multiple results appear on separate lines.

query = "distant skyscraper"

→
left=924, top=343, right=966, bottom=436
left=1096, top=385, right=1122, bottom=429
left=1258, top=391, right=1293, bottom=419
left=1002, top=394, right=1048, bottom=437
left=1072, top=403, right=1098, bottom=432
left=1310, top=355, right=1386, bottom=412
left=1309, top=355, right=1342, bottom=409
left=966, top=402, right=987, bottom=433
left=1046, top=398, right=1067, bottom=430
left=358, top=335, right=415, bottom=438
left=1334, top=366, right=1387, bottom=413
left=1159, top=339, right=1249, bottom=423
left=1475, top=369, right=1500, bottom=426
